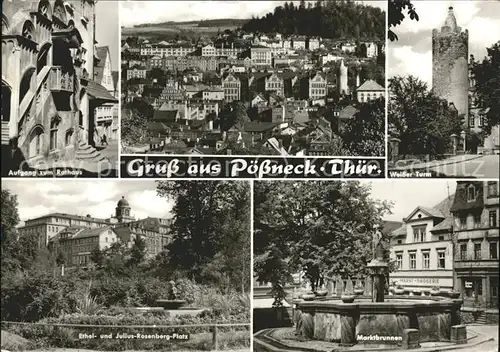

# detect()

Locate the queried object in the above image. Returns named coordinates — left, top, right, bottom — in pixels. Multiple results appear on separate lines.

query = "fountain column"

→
left=367, top=228, right=388, bottom=303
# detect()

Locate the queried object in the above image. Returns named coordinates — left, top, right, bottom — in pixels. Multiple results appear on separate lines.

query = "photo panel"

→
left=252, top=179, right=499, bottom=350
left=387, top=0, right=500, bottom=179
left=120, top=1, right=387, bottom=179
left=1, top=179, right=251, bottom=351
left=1, top=0, right=121, bottom=178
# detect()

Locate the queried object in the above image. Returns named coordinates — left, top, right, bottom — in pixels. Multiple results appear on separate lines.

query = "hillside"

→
left=243, top=1, right=385, bottom=40
left=122, top=18, right=249, bottom=40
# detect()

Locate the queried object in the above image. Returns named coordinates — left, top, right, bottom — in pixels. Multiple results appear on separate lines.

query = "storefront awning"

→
left=87, top=81, right=118, bottom=104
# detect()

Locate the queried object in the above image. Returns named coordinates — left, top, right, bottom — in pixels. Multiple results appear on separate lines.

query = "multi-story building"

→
left=127, top=65, right=147, bottom=80
left=202, top=87, right=224, bottom=101
left=292, top=36, right=307, bottom=50
left=140, top=45, right=196, bottom=57
left=389, top=196, right=455, bottom=293
left=265, top=73, right=284, bottom=97
left=222, top=73, right=241, bottom=102
left=1, top=0, right=117, bottom=169
left=451, top=181, right=499, bottom=308
left=250, top=46, right=272, bottom=67
left=52, top=226, right=119, bottom=266
left=94, top=46, right=118, bottom=140
left=35, top=196, right=172, bottom=265
left=308, top=37, right=320, bottom=51
left=356, top=80, right=385, bottom=102
left=149, top=56, right=217, bottom=72
left=309, top=72, right=327, bottom=100
left=365, top=42, right=379, bottom=58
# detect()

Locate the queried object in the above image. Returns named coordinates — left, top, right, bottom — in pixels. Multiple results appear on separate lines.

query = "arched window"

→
left=467, top=184, right=476, bottom=202
left=50, top=116, right=60, bottom=150
left=38, top=0, right=50, bottom=17
left=28, top=125, right=44, bottom=158
left=65, top=128, right=74, bottom=146
left=22, top=21, right=34, bottom=40
left=68, top=20, right=75, bottom=29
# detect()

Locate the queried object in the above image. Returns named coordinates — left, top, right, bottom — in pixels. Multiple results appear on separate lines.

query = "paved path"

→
left=24, top=350, right=249, bottom=352
left=390, top=155, right=499, bottom=178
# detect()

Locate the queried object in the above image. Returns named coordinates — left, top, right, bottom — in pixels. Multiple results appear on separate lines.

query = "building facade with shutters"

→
left=389, top=196, right=455, bottom=294
left=451, top=181, right=499, bottom=308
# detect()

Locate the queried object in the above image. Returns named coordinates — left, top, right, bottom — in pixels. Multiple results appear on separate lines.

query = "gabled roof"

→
left=152, top=109, right=178, bottom=122
left=338, top=105, right=358, bottom=120
left=357, top=79, right=384, bottom=91
left=87, top=81, right=118, bottom=103
left=244, top=122, right=280, bottom=133
left=403, top=206, right=445, bottom=222
left=72, top=226, right=113, bottom=239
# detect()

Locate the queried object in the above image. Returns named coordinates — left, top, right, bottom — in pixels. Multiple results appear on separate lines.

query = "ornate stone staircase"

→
left=76, top=140, right=109, bottom=164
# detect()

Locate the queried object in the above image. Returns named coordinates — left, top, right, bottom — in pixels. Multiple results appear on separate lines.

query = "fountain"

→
left=255, top=229, right=469, bottom=351
left=132, top=280, right=206, bottom=317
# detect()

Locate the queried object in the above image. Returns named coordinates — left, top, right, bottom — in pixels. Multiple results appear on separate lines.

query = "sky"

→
left=3, top=179, right=453, bottom=228
left=95, top=1, right=120, bottom=71
left=2, top=180, right=174, bottom=224
left=388, top=1, right=500, bottom=87
left=120, top=0, right=386, bottom=27
left=369, top=180, right=453, bottom=222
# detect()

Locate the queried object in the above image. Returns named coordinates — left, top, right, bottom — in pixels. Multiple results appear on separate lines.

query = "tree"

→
left=254, top=181, right=392, bottom=303
left=1, top=189, right=39, bottom=275
left=218, top=102, right=250, bottom=131
left=90, top=247, right=106, bottom=268
left=128, top=235, right=147, bottom=266
left=342, top=97, right=385, bottom=156
left=388, top=75, right=463, bottom=158
left=388, top=0, right=419, bottom=41
left=156, top=181, right=250, bottom=291
left=470, top=42, right=500, bottom=136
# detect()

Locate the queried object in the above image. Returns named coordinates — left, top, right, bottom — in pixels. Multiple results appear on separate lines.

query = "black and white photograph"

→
left=1, top=0, right=120, bottom=178
left=253, top=180, right=499, bottom=351
left=387, top=0, right=500, bottom=178
left=1, top=180, right=251, bottom=351
left=120, top=0, right=386, bottom=157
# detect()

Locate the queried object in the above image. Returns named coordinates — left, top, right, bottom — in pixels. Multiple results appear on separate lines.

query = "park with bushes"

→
left=1, top=181, right=251, bottom=351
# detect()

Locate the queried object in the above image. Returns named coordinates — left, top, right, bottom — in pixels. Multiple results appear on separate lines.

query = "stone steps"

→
left=76, top=142, right=108, bottom=163
left=1, top=121, right=9, bottom=145
left=475, top=311, right=487, bottom=324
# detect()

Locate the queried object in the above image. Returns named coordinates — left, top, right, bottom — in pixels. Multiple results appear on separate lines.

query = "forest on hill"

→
left=242, top=0, right=385, bottom=40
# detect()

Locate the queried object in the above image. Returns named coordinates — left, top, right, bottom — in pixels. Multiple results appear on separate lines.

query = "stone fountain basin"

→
left=156, top=299, right=187, bottom=309
left=294, top=296, right=463, bottom=343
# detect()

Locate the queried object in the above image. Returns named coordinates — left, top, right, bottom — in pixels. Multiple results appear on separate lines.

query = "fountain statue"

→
left=167, top=280, right=177, bottom=300
left=367, top=226, right=388, bottom=303
left=156, top=280, right=187, bottom=309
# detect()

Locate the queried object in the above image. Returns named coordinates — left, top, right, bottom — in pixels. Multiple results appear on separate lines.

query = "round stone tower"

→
left=432, top=6, right=469, bottom=117
left=338, top=59, right=349, bottom=95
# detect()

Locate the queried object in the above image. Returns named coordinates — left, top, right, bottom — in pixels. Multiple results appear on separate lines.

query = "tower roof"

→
left=442, top=6, right=458, bottom=32
left=117, top=196, right=129, bottom=207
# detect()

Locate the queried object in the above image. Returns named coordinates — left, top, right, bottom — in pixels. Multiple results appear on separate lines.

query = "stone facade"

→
left=2, top=0, right=116, bottom=170
left=432, top=7, right=469, bottom=117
